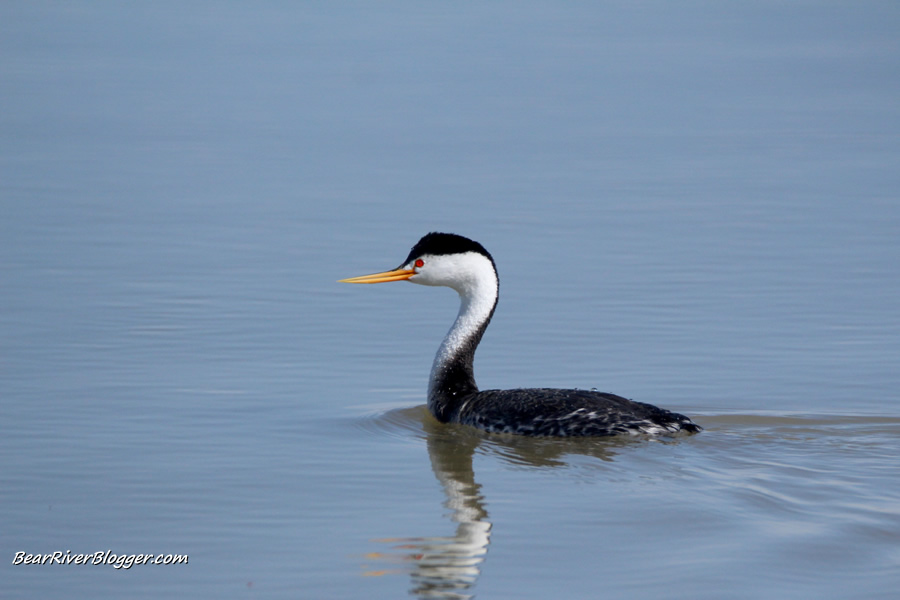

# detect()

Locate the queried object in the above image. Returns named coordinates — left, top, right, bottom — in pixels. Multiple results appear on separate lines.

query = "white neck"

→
left=428, top=275, right=498, bottom=398
left=407, top=251, right=499, bottom=409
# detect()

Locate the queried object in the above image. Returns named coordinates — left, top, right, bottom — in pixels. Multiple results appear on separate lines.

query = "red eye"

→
left=415, top=259, right=425, bottom=268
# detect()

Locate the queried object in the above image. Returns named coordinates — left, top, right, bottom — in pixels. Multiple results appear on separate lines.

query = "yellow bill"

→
left=339, top=268, right=416, bottom=284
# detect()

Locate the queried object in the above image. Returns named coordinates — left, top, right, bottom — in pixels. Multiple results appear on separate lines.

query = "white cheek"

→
left=409, top=269, right=441, bottom=287
left=408, top=256, right=452, bottom=287
left=408, top=253, right=496, bottom=296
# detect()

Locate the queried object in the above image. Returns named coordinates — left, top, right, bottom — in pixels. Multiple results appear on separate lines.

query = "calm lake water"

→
left=2, top=2, right=899, bottom=598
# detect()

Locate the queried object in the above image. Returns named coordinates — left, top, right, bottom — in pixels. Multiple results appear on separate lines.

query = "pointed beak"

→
left=339, top=267, right=416, bottom=284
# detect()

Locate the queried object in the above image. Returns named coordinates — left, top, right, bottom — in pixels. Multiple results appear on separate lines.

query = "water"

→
left=2, top=2, right=899, bottom=598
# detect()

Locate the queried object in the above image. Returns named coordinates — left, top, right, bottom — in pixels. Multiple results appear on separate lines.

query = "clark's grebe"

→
left=341, top=232, right=700, bottom=437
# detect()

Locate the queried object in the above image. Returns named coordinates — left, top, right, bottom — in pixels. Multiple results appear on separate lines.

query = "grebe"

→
left=340, top=232, right=701, bottom=437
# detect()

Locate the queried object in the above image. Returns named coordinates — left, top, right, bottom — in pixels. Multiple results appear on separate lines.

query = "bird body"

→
left=341, top=232, right=700, bottom=438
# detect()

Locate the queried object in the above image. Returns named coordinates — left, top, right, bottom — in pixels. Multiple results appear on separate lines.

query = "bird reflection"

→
left=363, top=406, right=630, bottom=599
left=363, top=418, right=488, bottom=599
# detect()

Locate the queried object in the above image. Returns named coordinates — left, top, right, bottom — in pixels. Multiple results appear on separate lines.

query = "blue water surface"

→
left=2, top=2, right=899, bottom=599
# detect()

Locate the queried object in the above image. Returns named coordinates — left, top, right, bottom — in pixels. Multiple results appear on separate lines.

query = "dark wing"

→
left=455, top=388, right=700, bottom=437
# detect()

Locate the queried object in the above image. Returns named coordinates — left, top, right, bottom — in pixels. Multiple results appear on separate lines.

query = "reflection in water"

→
left=361, top=406, right=630, bottom=598
left=360, top=407, right=900, bottom=598
left=412, top=421, right=490, bottom=599
left=363, top=418, right=490, bottom=599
